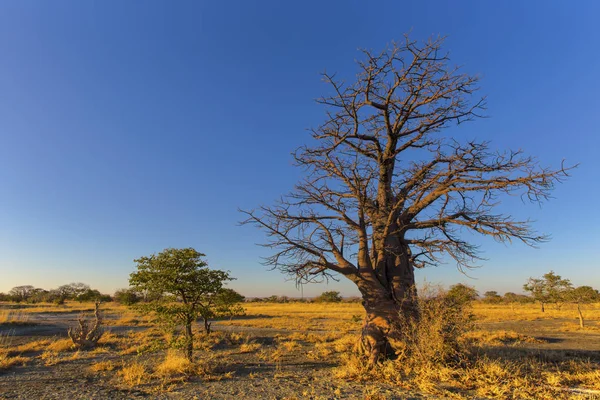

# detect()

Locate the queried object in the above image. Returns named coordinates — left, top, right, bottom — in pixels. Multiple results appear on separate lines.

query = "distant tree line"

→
left=0, top=283, right=112, bottom=304
left=448, top=271, right=599, bottom=328
left=245, top=291, right=362, bottom=303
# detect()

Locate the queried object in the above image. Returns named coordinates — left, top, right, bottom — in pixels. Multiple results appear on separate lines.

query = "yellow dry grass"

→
left=1, top=299, right=599, bottom=398
left=462, top=329, right=545, bottom=345
left=90, top=359, right=116, bottom=372
left=0, top=310, right=32, bottom=325
left=46, top=338, right=74, bottom=352
left=239, top=342, right=262, bottom=353
left=16, top=339, right=51, bottom=353
left=154, top=351, right=194, bottom=377
left=218, top=301, right=600, bottom=332
left=472, top=301, right=600, bottom=323
left=219, top=302, right=363, bottom=332
left=0, top=352, right=27, bottom=370
left=119, top=361, right=147, bottom=386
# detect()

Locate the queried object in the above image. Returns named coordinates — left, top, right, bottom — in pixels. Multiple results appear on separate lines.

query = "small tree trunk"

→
left=577, top=303, right=584, bottom=328
left=203, top=317, right=212, bottom=334
left=184, top=322, right=193, bottom=360
left=541, top=302, right=545, bottom=313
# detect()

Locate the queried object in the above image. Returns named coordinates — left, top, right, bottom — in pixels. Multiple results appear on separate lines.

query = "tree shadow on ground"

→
left=216, top=314, right=276, bottom=321
left=472, top=344, right=600, bottom=363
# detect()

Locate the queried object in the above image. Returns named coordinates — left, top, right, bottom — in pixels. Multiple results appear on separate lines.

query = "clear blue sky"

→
left=1, top=1, right=598, bottom=297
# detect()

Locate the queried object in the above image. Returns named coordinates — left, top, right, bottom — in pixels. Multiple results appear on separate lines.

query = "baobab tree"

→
left=242, top=35, right=570, bottom=363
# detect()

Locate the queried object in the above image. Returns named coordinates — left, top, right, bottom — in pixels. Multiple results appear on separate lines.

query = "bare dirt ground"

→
left=0, top=310, right=423, bottom=399
left=1, top=303, right=600, bottom=399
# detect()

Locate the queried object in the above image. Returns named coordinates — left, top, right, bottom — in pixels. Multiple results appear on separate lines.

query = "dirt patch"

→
left=2, top=303, right=600, bottom=399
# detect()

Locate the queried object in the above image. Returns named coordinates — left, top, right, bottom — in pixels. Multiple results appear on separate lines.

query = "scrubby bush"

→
left=482, top=291, right=503, bottom=304
left=76, top=289, right=111, bottom=303
left=446, top=283, right=478, bottom=305
left=395, top=286, right=474, bottom=364
left=114, top=288, right=141, bottom=305
left=67, top=302, right=103, bottom=350
left=314, top=291, right=343, bottom=303
left=502, top=292, right=532, bottom=304
left=262, top=295, right=291, bottom=303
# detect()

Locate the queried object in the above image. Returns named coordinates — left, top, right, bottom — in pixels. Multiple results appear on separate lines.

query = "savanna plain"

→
left=1, top=298, right=599, bottom=399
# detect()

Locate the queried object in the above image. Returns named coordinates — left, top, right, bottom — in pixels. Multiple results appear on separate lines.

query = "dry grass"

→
left=0, top=352, right=27, bottom=370
left=119, top=361, right=147, bottom=386
left=462, top=329, right=546, bottom=346
left=332, top=295, right=600, bottom=399
left=239, top=342, right=262, bottom=353
left=16, top=339, right=51, bottom=353
left=472, top=301, right=600, bottom=323
left=90, top=359, right=117, bottom=372
left=2, top=299, right=599, bottom=398
left=334, top=347, right=600, bottom=398
left=280, top=340, right=300, bottom=352
left=154, top=351, right=194, bottom=377
left=0, top=331, right=27, bottom=370
left=219, top=302, right=363, bottom=332
left=0, top=301, right=117, bottom=314
left=0, top=310, right=34, bottom=325
left=46, top=338, right=74, bottom=352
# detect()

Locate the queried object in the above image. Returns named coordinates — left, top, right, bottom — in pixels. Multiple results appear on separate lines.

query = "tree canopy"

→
left=242, top=35, right=570, bottom=362
left=129, top=247, right=236, bottom=360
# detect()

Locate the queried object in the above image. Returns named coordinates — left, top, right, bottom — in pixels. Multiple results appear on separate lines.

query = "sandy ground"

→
left=0, top=311, right=424, bottom=399
left=1, top=309, right=600, bottom=399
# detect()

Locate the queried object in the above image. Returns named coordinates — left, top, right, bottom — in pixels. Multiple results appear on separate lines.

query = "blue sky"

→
left=0, top=1, right=598, bottom=297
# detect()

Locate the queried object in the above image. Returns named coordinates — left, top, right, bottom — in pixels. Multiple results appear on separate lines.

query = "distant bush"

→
left=343, top=297, right=362, bottom=303
left=314, top=291, right=343, bottom=303
left=502, top=292, right=532, bottom=304
left=482, top=291, right=503, bottom=304
left=261, top=295, right=291, bottom=303
left=113, top=289, right=141, bottom=306
left=446, top=283, right=478, bottom=305
left=76, top=289, right=112, bottom=303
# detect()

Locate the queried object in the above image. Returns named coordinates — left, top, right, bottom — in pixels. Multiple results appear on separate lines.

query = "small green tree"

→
left=542, top=271, right=572, bottom=309
left=129, top=248, right=234, bottom=360
left=482, top=291, right=503, bottom=304
left=76, top=289, right=110, bottom=303
left=503, top=292, right=532, bottom=311
left=523, top=278, right=547, bottom=312
left=113, top=288, right=141, bottom=305
left=446, top=284, right=478, bottom=305
left=56, top=283, right=91, bottom=302
left=8, top=285, right=36, bottom=303
left=566, top=286, right=599, bottom=328
left=503, top=292, right=521, bottom=303
left=314, top=291, right=343, bottom=303
left=524, top=271, right=572, bottom=312
left=198, top=288, right=245, bottom=334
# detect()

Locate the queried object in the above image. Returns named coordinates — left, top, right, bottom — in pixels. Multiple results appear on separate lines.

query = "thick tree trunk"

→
left=184, top=322, right=193, bottom=360
left=359, top=292, right=404, bottom=364
left=356, top=242, right=418, bottom=364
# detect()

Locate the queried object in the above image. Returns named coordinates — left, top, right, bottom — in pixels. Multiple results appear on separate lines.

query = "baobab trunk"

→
left=356, top=243, right=418, bottom=364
